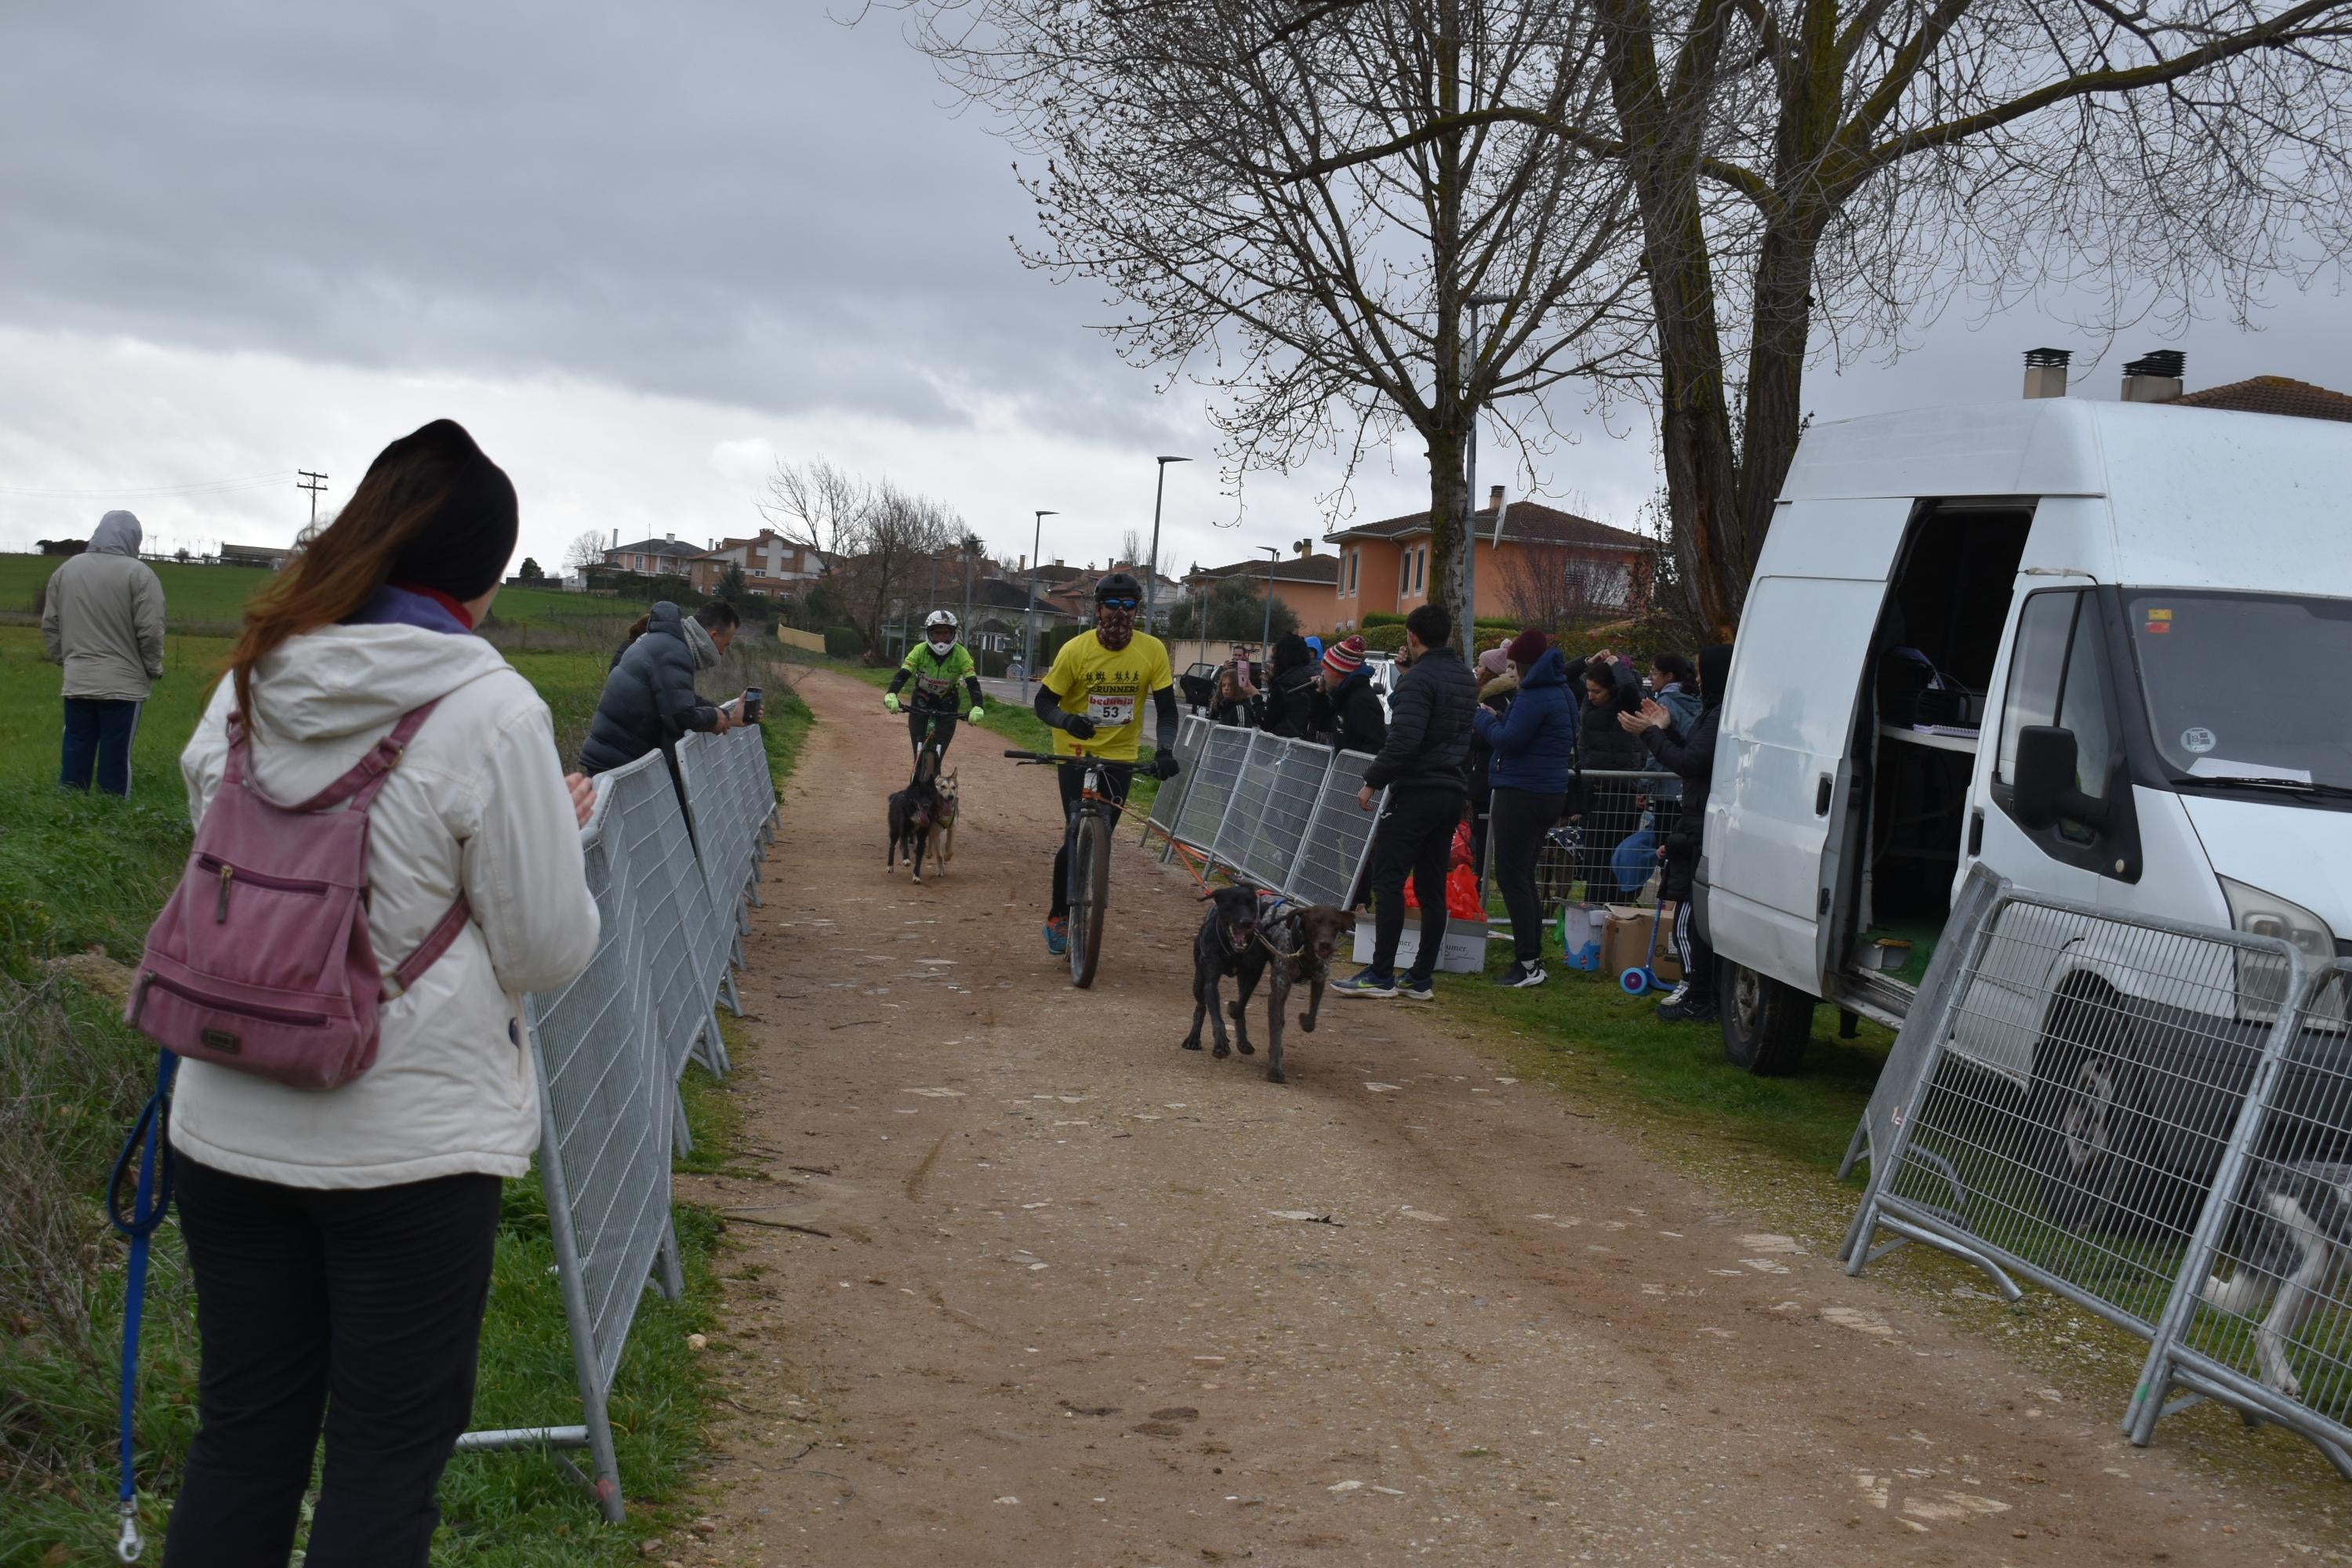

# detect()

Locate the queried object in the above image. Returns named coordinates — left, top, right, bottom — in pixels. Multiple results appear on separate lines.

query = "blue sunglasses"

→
left=1099, top=597, right=1140, bottom=611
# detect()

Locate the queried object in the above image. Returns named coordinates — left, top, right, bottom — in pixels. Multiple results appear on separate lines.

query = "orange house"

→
left=1180, top=552, right=1343, bottom=638
left=1326, top=488, right=1652, bottom=630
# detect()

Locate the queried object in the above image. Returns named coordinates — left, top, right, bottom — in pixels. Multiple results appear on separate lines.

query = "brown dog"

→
left=1257, top=903, right=1354, bottom=1084
left=926, top=768, right=960, bottom=870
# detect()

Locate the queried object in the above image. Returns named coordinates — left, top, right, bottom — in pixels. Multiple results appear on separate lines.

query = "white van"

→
left=1700, top=397, right=2352, bottom=1117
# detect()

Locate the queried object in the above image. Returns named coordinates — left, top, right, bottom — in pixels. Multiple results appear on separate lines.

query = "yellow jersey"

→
left=1042, top=630, right=1174, bottom=762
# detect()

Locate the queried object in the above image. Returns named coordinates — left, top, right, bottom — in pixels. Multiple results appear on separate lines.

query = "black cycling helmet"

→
left=1094, top=570, right=1143, bottom=603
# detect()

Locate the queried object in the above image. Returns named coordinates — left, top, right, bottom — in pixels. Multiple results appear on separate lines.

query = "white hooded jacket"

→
left=170, top=622, right=600, bottom=1188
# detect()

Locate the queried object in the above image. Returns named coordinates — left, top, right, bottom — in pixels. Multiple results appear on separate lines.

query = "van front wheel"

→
left=1722, top=962, right=1815, bottom=1076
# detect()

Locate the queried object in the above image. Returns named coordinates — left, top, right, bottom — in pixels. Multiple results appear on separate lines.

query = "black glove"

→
left=1062, top=713, right=1098, bottom=740
left=1149, top=747, right=1181, bottom=782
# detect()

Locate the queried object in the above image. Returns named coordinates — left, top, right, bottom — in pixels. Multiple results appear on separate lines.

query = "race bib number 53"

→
left=1087, top=693, right=1135, bottom=728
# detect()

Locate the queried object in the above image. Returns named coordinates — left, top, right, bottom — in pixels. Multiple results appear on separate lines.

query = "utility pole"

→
left=1025, top=510, right=1057, bottom=697
left=296, top=470, right=329, bottom=535
left=1144, top=456, right=1189, bottom=634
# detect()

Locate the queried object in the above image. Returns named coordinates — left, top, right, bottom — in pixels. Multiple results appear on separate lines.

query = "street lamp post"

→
left=1258, top=544, right=1281, bottom=657
left=1461, top=292, right=1512, bottom=633
left=1025, top=509, right=1057, bottom=697
left=1145, top=456, right=1189, bottom=634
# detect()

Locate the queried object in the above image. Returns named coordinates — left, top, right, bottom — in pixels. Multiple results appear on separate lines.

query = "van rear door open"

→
left=1705, top=498, right=1912, bottom=993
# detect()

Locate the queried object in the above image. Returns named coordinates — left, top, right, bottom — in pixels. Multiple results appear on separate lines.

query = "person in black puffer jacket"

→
left=1623, top=642, right=1730, bottom=1022
left=1259, top=633, right=1321, bottom=739
left=578, top=600, right=742, bottom=775
left=1337, top=604, right=1478, bottom=1000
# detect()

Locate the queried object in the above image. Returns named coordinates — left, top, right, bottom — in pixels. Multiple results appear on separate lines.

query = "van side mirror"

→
left=2012, top=724, right=2111, bottom=833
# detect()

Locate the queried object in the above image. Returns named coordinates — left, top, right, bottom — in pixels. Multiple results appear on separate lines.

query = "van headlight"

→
left=2220, top=877, right=2343, bottom=1029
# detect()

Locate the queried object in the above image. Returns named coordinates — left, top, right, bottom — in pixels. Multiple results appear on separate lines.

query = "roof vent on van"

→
left=2023, top=347, right=2071, bottom=400
left=2122, top=350, right=2185, bottom=404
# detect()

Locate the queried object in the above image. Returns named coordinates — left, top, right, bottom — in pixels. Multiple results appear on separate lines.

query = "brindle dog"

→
left=1254, top=903, right=1354, bottom=1084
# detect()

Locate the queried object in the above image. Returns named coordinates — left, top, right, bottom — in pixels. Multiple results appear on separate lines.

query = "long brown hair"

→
left=224, top=456, right=448, bottom=730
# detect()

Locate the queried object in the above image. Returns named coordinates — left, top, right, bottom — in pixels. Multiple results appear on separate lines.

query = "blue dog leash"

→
left=106, top=1049, right=178, bottom=1563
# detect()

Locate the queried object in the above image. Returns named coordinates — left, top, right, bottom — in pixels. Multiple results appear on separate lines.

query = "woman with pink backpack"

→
left=149, top=419, right=600, bottom=1564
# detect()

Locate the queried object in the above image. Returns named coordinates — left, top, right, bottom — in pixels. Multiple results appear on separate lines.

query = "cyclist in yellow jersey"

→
left=1032, top=571, right=1181, bottom=955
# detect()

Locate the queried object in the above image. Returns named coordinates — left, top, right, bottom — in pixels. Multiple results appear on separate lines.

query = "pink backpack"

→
left=126, top=699, right=473, bottom=1090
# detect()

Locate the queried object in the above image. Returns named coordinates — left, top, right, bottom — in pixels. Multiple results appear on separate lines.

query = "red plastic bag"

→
left=1450, top=821, right=1473, bottom=870
left=1403, top=864, right=1486, bottom=920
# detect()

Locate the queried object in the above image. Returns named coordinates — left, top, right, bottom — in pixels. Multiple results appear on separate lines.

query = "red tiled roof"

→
left=1325, top=498, right=1646, bottom=550
left=1189, top=554, right=1341, bottom=586
left=2167, top=376, right=2352, bottom=425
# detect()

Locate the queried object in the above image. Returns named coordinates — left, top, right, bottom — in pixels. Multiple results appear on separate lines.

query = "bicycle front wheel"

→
left=1068, top=808, right=1112, bottom=989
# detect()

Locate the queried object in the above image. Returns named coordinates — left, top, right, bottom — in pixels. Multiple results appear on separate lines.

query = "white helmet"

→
left=924, top=609, right=958, bottom=643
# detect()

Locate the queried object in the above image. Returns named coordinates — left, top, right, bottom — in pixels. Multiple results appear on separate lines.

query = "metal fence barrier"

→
left=1526, top=769, right=1679, bottom=910
left=454, top=723, right=776, bottom=1519
left=1843, top=865, right=2352, bottom=1478
left=1141, top=713, right=1210, bottom=845
left=1155, top=718, right=1388, bottom=912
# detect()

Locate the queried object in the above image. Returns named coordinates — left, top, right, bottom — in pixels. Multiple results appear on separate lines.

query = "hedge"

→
left=1359, top=609, right=1519, bottom=635
left=822, top=626, right=863, bottom=659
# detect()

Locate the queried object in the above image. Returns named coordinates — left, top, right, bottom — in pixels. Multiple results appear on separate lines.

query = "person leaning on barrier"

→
left=1464, top=644, right=1515, bottom=889
left=1207, top=658, right=1262, bottom=728
left=1312, top=633, right=1388, bottom=754
left=1258, top=632, right=1321, bottom=739
left=1570, top=652, right=1648, bottom=900
left=577, top=599, right=746, bottom=775
left=41, top=508, right=166, bottom=797
left=1334, top=604, right=1477, bottom=1002
left=162, top=419, right=601, bottom=1566
left=1477, top=628, right=1577, bottom=990
left=1622, top=643, right=1731, bottom=1024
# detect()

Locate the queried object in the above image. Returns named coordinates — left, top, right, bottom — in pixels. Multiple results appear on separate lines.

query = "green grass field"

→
left=0, top=622, right=811, bottom=1566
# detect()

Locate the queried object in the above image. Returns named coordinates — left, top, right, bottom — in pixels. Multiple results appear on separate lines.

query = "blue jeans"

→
left=60, top=697, right=141, bottom=796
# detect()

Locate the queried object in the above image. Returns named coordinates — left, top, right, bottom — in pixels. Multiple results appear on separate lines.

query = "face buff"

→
left=1096, top=601, right=1136, bottom=652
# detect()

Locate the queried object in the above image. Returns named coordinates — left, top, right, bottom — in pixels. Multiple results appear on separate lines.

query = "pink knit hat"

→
left=1322, top=634, right=1367, bottom=677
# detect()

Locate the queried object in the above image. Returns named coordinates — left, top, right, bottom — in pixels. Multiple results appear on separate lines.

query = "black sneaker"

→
left=1493, top=960, right=1548, bottom=989
left=1399, top=975, right=1436, bottom=1001
left=1657, top=993, right=1718, bottom=1024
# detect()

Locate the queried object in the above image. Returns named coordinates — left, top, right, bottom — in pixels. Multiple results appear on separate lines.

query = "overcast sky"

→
left=3, top=2, right=2347, bottom=579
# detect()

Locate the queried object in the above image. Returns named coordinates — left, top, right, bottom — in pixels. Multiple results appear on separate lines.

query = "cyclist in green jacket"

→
left=884, top=609, right=986, bottom=760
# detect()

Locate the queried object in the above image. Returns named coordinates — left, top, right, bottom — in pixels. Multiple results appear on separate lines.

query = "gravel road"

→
left=671, top=666, right=2320, bottom=1566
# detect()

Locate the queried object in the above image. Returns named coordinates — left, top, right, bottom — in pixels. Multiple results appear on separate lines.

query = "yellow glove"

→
left=883, top=692, right=901, bottom=713
left=967, top=705, right=984, bottom=723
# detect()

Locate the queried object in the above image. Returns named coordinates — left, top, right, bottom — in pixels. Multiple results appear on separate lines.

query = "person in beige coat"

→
left=40, top=509, right=166, bottom=794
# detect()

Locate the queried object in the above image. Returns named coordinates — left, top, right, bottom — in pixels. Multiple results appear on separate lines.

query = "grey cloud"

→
left=0, top=0, right=1156, bottom=436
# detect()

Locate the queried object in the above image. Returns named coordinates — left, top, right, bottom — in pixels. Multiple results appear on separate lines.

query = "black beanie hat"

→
left=1697, top=643, right=1733, bottom=710
left=371, top=419, right=518, bottom=601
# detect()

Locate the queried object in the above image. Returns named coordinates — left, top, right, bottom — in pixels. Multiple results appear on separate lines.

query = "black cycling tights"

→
left=907, top=708, right=957, bottom=762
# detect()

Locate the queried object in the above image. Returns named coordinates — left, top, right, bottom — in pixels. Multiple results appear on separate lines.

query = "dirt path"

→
left=677, top=668, right=2311, bottom=1566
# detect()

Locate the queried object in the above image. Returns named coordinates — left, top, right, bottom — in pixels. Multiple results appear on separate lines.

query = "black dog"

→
left=886, top=746, right=945, bottom=884
left=1183, top=884, right=1266, bottom=1059
left=1254, top=904, right=1355, bottom=1084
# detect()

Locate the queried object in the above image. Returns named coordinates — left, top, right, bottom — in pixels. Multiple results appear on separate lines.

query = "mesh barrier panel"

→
left=1145, top=714, right=1210, bottom=837
left=1532, top=770, right=1679, bottom=909
left=1235, top=738, right=1332, bottom=893
left=1207, top=731, right=1279, bottom=871
left=1289, top=750, right=1381, bottom=909
left=607, top=759, right=717, bottom=1077
left=1173, top=724, right=1252, bottom=850
left=524, top=806, right=672, bottom=1386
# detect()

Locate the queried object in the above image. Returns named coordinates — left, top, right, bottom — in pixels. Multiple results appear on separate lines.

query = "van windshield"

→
left=2126, top=590, right=2352, bottom=794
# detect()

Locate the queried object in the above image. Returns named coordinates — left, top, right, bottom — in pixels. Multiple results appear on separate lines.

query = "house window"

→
left=1414, top=546, right=1425, bottom=594
left=1347, top=550, right=1358, bottom=594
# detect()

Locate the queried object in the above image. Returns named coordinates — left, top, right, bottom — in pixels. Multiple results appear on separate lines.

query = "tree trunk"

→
left=1733, top=215, right=1826, bottom=583
left=1426, top=423, right=1471, bottom=637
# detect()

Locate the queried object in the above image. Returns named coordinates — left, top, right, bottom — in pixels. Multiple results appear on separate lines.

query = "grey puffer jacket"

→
left=42, top=511, right=166, bottom=701
left=1364, top=645, right=1478, bottom=795
left=577, top=602, right=720, bottom=774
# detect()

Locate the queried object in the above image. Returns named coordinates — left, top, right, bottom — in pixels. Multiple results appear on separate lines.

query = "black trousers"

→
left=1488, top=787, right=1565, bottom=963
left=907, top=706, right=958, bottom=760
left=1368, top=786, right=1463, bottom=982
left=164, top=1156, right=504, bottom=1567
left=1666, top=850, right=1717, bottom=1003
left=1048, top=759, right=1132, bottom=919
left=60, top=696, right=141, bottom=796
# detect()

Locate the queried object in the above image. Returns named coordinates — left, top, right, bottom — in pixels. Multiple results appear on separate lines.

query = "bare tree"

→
left=563, top=529, right=606, bottom=577
left=1280, top=0, right=2352, bottom=633
left=762, top=459, right=963, bottom=660
left=1116, top=528, right=1147, bottom=571
left=896, top=0, right=1651, bottom=641
left=1496, top=525, right=1645, bottom=631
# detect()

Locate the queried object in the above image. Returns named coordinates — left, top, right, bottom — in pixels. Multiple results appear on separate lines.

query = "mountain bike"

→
left=1007, top=747, right=1132, bottom=989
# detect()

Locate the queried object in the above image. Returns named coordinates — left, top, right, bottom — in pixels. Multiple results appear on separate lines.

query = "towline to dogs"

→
left=676, top=667, right=2327, bottom=1566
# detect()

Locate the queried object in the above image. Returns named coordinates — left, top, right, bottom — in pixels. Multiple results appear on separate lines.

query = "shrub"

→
left=1361, top=623, right=1407, bottom=654
left=822, top=626, right=863, bottom=659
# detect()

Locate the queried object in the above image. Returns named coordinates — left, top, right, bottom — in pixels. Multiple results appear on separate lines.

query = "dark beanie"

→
left=372, top=419, right=518, bottom=601
left=1697, top=643, right=1733, bottom=710
left=1505, top=626, right=1548, bottom=670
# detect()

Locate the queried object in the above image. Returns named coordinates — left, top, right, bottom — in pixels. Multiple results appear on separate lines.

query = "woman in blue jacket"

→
left=1473, top=628, right=1577, bottom=988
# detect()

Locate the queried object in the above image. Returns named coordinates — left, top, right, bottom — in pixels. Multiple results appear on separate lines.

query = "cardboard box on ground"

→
left=1352, top=920, right=1490, bottom=975
left=1602, top=904, right=1682, bottom=983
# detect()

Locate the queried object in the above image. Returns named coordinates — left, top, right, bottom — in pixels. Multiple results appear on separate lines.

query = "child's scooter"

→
left=1617, top=906, right=1671, bottom=996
